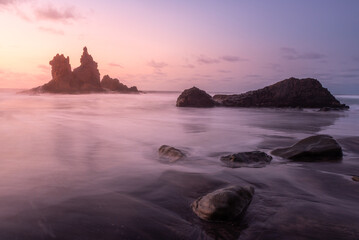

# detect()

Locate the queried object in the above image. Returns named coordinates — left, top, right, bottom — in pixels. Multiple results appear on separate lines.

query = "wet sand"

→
left=0, top=91, right=358, bottom=239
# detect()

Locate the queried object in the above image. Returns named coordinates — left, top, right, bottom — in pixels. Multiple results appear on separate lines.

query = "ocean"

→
left=0, top=89, right=358, bottom=239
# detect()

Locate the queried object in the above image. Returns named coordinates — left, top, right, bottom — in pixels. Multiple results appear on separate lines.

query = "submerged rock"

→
left=220, top=151, right=272, bottom=168
left=158, top=145, right=186, bottom=162
left=271, top=135, right=343, bottom=161
left=213, top=77, right=348, bottom=109
left=191, top=185, right=254, bottom=222
left=176, top=87, right=215, bottom=108
left=352, top=176, right=359, bottom=182
left=101, top=75, right=138, bottom=93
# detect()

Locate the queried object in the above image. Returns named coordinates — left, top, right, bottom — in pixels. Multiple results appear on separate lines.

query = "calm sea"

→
left=0, top=89, right=358, bottom=239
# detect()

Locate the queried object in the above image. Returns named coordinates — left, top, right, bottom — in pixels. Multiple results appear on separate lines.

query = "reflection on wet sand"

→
left=0, top=90, right=358, bottom=239
left=247, top=109, right=344, bottom=134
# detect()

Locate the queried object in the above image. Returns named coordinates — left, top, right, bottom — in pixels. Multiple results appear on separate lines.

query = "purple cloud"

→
left=339, top=74, right=359, bottom=79
left=148, top=60, right=168, bottom=70
left=280, top=47, right=326, bottom=60
left=245, top=74, right=261, bottom=78
left=221, top=55, right=248, bottom=62
left=298, top=52, right=326, bottom=60
left=197, top=55, right=220, bottom=64
left=345, top=68, right=359, bottom=72
left=280, top=47, right=297, bottom=55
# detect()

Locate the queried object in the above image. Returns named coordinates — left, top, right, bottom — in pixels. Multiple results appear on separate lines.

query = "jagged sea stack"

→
left=28, top=47, right=139, bottom=94
left=31, top=47, right=103, bottom=93
left=72, top=47, right=102, bottom=92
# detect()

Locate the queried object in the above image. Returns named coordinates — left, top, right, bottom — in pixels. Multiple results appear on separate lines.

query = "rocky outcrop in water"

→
left=101, top=75, right=138, bottom=93
left=28, top=47, right=138, bottom=94
left=213, top=78, right=348, bottom=109
left=39, top=54, right=75, bottom=93
left=191, top=185, right=254, bottom=222
left=271, top=135, right=343, bottom=161
left=176, top=87, right=216, bottom=107
left=220, top=151, right=272, bottom=168
left=158, top=145, right=186, bottom=162
left=72, top=47, right=102, bottom=92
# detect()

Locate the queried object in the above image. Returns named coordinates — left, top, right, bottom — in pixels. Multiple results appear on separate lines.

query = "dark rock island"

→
left=213, top=77, right=348, bottom=108
left=176, top=86, right=216, bottom=108
left=29, top=47, right=138, bottom=94
left=177, top=78, right=348, bottom=109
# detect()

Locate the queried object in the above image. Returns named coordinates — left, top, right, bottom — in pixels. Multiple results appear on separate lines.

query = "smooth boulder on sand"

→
left=213, top=77, right=349, bottom=109
left=220, top=151, right=272, bottom=168
left=158, top=145, right=186, bottom=163
left=191, top=185, right=254, bottom=222
left=271, top=135, right=343, bottom=161
left=176, top=87, right=216, bottom=108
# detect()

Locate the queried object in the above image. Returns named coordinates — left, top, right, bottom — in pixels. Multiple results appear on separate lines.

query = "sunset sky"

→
left=0, top=0, right=358, bottom=93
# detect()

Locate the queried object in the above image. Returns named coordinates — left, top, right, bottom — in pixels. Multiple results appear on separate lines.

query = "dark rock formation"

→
left=271, top=135, right=343, bottom=161
left=176, top=87, right=216, bottom=108
left=158, top=145, right=186, bottom=163
left=220, top=151, right=272, bottom=168
left=101, top=75, right=138, bottom=93
left=28, top=47, right=138, bottom=94
left=39, top=54, right=75, bottom=93
left=352, top=176, right=359, bottom=182
left=72, top=47, right=102, bottom=92
left=213, top=78, right=349, bottom=109
left=50, top=54, right=72, bottom=79
left=191, top=185, right=254, bottom=222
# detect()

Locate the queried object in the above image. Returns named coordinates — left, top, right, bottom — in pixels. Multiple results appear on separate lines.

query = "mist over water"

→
left=0, top=90, right=358, bottom=239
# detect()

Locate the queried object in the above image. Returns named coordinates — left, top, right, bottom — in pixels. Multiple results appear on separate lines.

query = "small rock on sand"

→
left=158, top=145, right=186, bottom=163
left=191, top=185, right=254, bottom=222
left=220, top=151, right=272, bottom=168
left=271, top=135, right=343, bottom=161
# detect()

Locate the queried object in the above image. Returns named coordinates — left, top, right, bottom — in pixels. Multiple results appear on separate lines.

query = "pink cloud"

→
left=148, top=60, right=168, bottom=69
left=35, top=5, right=79, bottom=22
left=38, top=26, right=64, bottom=35
left=182, top=64, right=195, bottom=69
left=0, top=0, right=16, bottom=6
left=37, top=64, right=50, bottom=71
left=108, top=63, right=123, bottom=68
